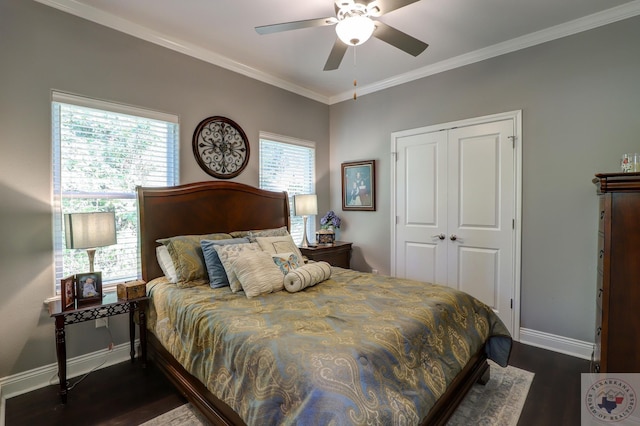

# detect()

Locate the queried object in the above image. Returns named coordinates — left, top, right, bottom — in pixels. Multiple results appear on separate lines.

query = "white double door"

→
left=391, top=112, right=520, bottom=335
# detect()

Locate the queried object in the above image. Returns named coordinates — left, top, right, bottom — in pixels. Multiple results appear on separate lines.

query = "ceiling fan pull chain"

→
left=353, top=46, right=358, bottom=100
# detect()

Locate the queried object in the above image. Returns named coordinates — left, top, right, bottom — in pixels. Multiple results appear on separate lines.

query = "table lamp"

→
left=64, top=212, right=117, bottom=272
left=294, top=194, right=317, bottom=248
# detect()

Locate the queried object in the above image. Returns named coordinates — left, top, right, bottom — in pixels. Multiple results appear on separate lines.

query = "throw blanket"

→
left=284, top=261, right=331, bottom=292
left=146, top=268, right=512, bottom=425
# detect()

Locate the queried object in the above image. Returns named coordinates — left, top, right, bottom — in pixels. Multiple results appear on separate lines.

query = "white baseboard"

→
left=0, top=341, right=137, bottom=426
left=518, top=328, right=593, bottom=360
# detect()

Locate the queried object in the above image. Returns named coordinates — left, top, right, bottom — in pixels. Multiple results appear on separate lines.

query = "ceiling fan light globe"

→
left=336, top=16, right=375, bottom=46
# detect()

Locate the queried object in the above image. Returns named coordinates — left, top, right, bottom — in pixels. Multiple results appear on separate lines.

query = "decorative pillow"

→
left=271, top=252, right=301, bottom=275
left=201, top=238, right=250, bottom=288
left=232, top=251, right=285, bottom=298
left=156, top=233, right=232, bottom=287
left=229, top=230, right=251, bottom=239
left=213, top=242, right=262, bottom=292
left=284, top=261, right=332, bottom=293
left=255, top=235, right=304, bottom=261
left=229, top=226, right=289, bottom=242
left=156, top=245, right=178, bottom=283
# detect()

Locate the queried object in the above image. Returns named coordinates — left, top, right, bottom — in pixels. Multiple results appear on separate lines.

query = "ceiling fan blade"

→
left=373, top=21, right=428, bottom=56
left=371, top=0, right=421, bottom=16
left=323, top=39, right=349, bottom=71
left=256, top=17, right=338, bottom=35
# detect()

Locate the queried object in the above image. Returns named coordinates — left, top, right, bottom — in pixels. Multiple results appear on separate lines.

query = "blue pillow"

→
left=201, top=238, right=250, bottom=288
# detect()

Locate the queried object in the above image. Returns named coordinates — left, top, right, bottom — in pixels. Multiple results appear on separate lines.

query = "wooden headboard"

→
left=137, top=181, right=290, bottom=282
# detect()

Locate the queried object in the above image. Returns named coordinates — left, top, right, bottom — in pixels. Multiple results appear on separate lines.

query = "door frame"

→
left=390, top=110, right=522, bottom=341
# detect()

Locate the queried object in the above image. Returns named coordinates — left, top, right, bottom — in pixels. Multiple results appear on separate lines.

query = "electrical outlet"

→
left=371, top=269, right=379, bottom=275
left=95, top=318, right=108, bottom=328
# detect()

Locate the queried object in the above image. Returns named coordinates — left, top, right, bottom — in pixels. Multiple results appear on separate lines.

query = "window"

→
left=52, top=92, right=179, bottom=291
left=259, top=133, right=316, bottom=244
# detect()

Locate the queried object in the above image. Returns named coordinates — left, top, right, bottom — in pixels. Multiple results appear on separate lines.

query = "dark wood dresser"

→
left=299, top=241, right=352, bottom=269
left=592, top=172, right=640, bottom=373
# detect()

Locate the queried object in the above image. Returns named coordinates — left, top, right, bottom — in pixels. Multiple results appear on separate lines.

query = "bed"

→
left=137, top=181, right=512, bottom=425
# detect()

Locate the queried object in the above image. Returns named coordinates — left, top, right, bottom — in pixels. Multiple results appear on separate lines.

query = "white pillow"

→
left=284, top=262, right=331, bottom=293
left=213, top=242, right=262, bottom=292
left=232, top=251, right=285, bottom=298
left=255, top=235, right=304, bottom=261
left=156, top=245, right=178, bottom=283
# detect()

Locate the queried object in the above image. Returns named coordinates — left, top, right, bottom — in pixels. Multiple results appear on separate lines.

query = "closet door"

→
left=447, top=121, right=515, bottom=328
left=393, top=117, right=516, bottom=334
left=395, top=130, right=447, bottom=285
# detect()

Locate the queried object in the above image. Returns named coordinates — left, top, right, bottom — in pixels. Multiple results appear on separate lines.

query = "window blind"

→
left=52, top=92, right=179, bottom=291
left=259, top=133, right=316, bottom=244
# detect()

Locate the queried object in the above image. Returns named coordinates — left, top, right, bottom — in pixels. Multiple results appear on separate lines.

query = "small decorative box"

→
left=117, top=280, right=146, bottom=300
left=316, top=229, right=335, bottom=245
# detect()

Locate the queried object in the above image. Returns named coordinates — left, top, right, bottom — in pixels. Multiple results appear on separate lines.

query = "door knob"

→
left=450, top=234, right=458, bottom=241
left=432, top=233, right=446, bottom=240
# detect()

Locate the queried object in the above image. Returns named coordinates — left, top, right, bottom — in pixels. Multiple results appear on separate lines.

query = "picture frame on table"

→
left=61, top=274, right=76, bottom=311
left=75, top=272, right=102, bottom=306
left=342, top=160, right=376, bottom=211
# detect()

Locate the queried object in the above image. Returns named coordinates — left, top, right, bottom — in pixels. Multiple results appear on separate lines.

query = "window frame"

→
left=51, top=91, right=179, bottom=293
left=258, top=132, right=316, bottom=245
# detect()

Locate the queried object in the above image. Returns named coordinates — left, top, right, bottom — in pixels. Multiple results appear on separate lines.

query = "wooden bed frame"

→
left=137, top=180, right=490, bottom=426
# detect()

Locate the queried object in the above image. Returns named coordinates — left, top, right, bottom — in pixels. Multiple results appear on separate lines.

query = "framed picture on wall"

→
left=342, top=160, right=376, bottom=211
left=75, top=272, right=102, bottom=306
left=60, top=274, right=76, bottom=311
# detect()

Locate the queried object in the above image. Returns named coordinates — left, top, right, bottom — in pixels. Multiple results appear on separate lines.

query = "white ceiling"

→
left=38, top=0, right=640, bottom=104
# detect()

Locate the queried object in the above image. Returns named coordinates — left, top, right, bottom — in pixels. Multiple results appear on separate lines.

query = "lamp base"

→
left=301, top=216, right=310, bottom=248
left=87, top=248, right=96, bottom=272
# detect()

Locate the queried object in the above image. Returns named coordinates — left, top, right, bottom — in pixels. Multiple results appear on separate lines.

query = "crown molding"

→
left=35, top=0, right=640, bottom=106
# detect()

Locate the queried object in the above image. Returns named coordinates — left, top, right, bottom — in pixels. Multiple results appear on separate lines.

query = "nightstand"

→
left=300, top=241, right=352, bottom=268
left=48, top=292, right=148, bottom=403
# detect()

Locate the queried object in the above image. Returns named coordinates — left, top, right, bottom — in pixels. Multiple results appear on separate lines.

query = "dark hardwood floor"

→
left=511, top=342, right=590, bottom=425
left=4, top=361, right=186, bottom=426
left=5, top=341, right=590, bottom=425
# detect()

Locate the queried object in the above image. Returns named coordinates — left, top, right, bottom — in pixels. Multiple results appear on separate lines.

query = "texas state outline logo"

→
left=585, top=378, right=637, bottom=422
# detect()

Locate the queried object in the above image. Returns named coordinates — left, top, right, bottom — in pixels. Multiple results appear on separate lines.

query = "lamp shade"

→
left=336, top=15, right=375, bottom=46
left=294, top=194, right=318, bottom=216
left=64, top=212, right=117, bottom=249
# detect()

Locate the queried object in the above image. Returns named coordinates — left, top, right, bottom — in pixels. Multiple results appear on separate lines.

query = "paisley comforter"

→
left=146, top=267, right=511, bottom=425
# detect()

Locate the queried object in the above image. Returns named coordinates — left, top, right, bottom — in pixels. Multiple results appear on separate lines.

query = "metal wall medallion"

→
left=192, top=116, right=250, bottom=179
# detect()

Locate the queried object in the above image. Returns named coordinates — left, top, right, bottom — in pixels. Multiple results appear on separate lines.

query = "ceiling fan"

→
left=255, top=0, right=428, bottom=71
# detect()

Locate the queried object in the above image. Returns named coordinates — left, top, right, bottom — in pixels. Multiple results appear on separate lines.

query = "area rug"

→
left=140, top=361, right=533, bottom=426
left=446, top=361, right=534, bottom=426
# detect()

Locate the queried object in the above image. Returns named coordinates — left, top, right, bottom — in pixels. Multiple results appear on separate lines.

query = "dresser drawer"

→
left=299, top=242, right=353, bottom=269
left=592, top=342, right=601, bottom=373
left=597, top=287, right=604, bottom=312
left=598, top=196, right=605, bottom=234
left=597, top=234, right=605, bottom=272
left=593, top=304, right=602, bottom=375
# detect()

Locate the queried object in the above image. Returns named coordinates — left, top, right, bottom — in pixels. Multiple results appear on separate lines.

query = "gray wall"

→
left=329, top=15, right=640, bottom=343
left=0, top=0, right=329, bottom=378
